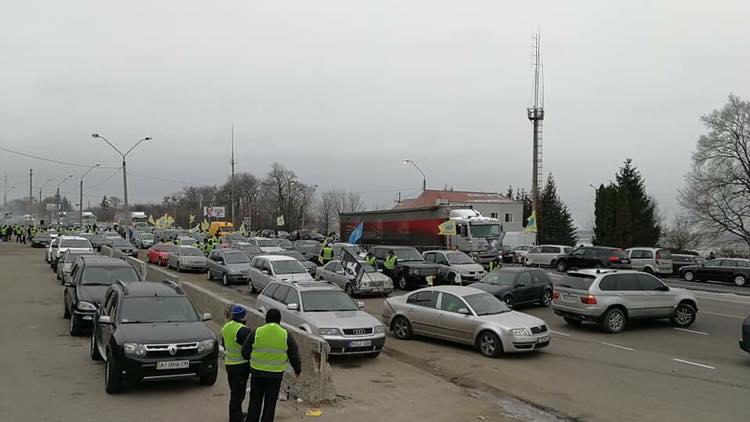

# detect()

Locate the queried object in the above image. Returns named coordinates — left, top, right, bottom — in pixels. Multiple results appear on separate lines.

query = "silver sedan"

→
left=167, top=246, right=208, bottom=272
left=316, top=259, right=393, bottom=296
left=382, top=285, right=550, bottom=358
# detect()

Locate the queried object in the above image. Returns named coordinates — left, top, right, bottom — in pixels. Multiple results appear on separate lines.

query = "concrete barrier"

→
left=100, top=245, right=113, bottom=257
left=126, top=257, right=147, bottom=280
left=145, top=264, right=178, bottom=283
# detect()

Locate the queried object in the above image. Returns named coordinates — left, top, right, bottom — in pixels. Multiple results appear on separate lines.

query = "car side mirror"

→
left=201, top=313, right=212, bottom=321
left=357, top=301, right=366, bottom=309
left=98, top=315, right=112, bottom=325
left=287, top=303, right=299, bottom=311
left=458, top=308, right=470, bottom=315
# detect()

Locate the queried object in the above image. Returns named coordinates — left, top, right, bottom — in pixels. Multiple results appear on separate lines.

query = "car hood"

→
left=479, top=310, right=546, bottom=329
left=302, top=310, right=380, bottom=330
left=115, top=321, right=215, bottom=344
left=274, top=272, right=314, bottom=283
left=400, top=261, right=439, bottom=270
left=470, top=282, right=513, bottom=296
left=260, top=246, right=285, bottom=253
left=361, top=272, right=392, bottom=283
left=452, top=263, right=485, bottom=273
left=77, top=285, right=111, bottom=306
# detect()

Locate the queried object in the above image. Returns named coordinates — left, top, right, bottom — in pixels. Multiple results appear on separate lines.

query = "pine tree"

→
left=593, top=183, right=618, bottom=246
left=538, top=174, right=577, bottom=246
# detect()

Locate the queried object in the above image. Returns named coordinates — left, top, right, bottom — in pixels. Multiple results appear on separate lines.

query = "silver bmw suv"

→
left=551, top=269, right=698, bottom=333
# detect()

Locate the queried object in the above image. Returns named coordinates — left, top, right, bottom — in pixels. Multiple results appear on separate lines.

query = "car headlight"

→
left=197, top=339, right=215, bottom=353
left=318, top=328, right=341, bottom=336
left=77, top=301, right=97, bottom=311
left=374, top=325, right=385, bottom=334
left=510, top=328, right=531, bottom=337
left=124, top=343, right=147, bottom=358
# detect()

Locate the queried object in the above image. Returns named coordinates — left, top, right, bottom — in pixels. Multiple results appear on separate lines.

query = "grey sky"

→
left=1, top=0, right=748, bottom=228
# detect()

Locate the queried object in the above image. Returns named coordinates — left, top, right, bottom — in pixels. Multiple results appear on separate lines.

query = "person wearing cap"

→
left=241, top=308, right=301, bottom=422
left=221, top=304, right=252, bottom=422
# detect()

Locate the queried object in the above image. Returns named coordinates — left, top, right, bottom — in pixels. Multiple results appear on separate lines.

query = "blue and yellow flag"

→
left=438, top=220, right=457, bottom=236
left=525, top=211, right=537, bottom=233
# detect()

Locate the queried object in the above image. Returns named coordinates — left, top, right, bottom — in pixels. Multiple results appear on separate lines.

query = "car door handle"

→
left=616, top=293, right=624, bottom=296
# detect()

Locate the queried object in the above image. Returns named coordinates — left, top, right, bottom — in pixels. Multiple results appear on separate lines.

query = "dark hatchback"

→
left=679, top=258, right=750, bottom=287
left=555, top=246, right=631, bottom=273
left=64, top=256, right=142, bottom=336
left=471, top=268, right=553, bottom=309
left=369, top=246, right=440, bottom=290
left=91, top=281, right=218, bottom=393
left=108, top=237, right=139, bottom=257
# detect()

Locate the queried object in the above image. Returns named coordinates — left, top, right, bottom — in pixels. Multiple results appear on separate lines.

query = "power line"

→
left=0, top=145, right=119, bottom=169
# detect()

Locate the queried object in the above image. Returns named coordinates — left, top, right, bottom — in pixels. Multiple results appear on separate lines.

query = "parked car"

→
left=552, top=269, right=698, bottom=333
left=471, top=268, right=553, bottom=309
left=671, top=254, right=704, bottom=275
left=107, top=237, right=139, bottom=258
left=523, top=245, right=573, bottom=267
left=554, top=246, right=631, bottom=273
left=512, top=245, right=534, bottom=264
left=422, top=250, right=486, bottom=284
left=206, top=249, right=252, bottom=286
left=247, top=237, right=285, bottom=253
left=31, top=232, right=53, bottom=248
left=57, top=249, right=96, bottom=283
left=679, top=258, right=750, bottom=286
left=625, top=247, right=673, bottom=276
left=52, top=236, right=94, bottom=270
left=235, top=242, right=264, bottom=260
left=248, top=255, right=315, bottom=293
left=147, top=242, right=175, bottom=266
left=63, top=255, right=142, bottom=336
left=498, top=245, right=514, bottom=263
left=276, top=238, right=294, bottom=250
left=316, top=259, right=394, bottom=296
left=272, top=250, right=318, bottom=276
left=256, top=281, right=385, bottom=356
left=46, top=237, right=60, bottom=263
left=369, top=246, right=440, bottom=290
left=382, top=286, right=550, bottom=357
left=80, top=233, right=106, bottom=251
left=293, top=240, right=322, bottom=261
left=133, top=231, right=155, bottom=249
left=91, top=280, right=218, bottom=393
left=741, top=313, right=750, bottom=354
left=167, top=246, right=207, bottom=272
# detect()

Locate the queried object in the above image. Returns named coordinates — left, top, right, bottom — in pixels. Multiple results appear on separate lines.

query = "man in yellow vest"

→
left=241, top=308, right=301, bottom=422
left=319, top=243, right=334, bottom=266
left=222, top=305, right=252, bottom=422
left=383, top=249, right=398, bottom=280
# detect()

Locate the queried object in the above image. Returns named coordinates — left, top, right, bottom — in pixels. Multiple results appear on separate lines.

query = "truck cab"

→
left=447, top=210, right=503, bottom=265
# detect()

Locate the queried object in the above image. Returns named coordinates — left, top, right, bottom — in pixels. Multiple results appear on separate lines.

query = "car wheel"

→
left=249, top=280, right=258, bottom=295
left=540, top=290, right=552, bottom=307
left=105, top=351, right=123, bottom=394
left=502, top=295, right=514, bottom=309
left=733, top=275, right=747, bottom=287
left=670, top=303, right=697, bottom=328
left=207, top=270, right=213, bottom=281
left=222, top=274, right=230, bottom=287
left=69, top=313, right=83, bottom=336
left=90, top=332, right=102, bottom=361
left=563, top=317, right=581, bottom=326
left=199, top=368, right=218, bottom=386
left=63, top=300, right=71, bottom=319
left=392, top=316, right=413, bottom=340
left=643, top=267, right=654, bottom=274
left=477, top=331, right=503, bottom=358
left=556, top=261, right=567, bottom=273
left=549, top=259, right=557, bottom=269
left=683, top=271, right=695, bottom=282
left=176, top=261, right=183, bottom=272
left=601, top=308, right=627, bottom=333
left=397, top=274, right=409, bottom=290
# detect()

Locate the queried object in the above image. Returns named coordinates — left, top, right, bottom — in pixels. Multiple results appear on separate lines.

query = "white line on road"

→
left=672, top=358, right=716, bottom=370
left=601, top=342, right=634, bottom=351
left=692, top=295, right=750, bottom=305
left=702, top=311, right=745, bottom=320
left=549, top=330, right=571, bottom=337
left=673, top=328, right=710, bottom=336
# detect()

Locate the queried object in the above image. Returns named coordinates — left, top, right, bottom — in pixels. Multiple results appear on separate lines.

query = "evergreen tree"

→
left=538, top=174, right=577, bottom=246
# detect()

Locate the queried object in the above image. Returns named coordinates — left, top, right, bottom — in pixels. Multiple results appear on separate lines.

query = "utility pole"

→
left=80, top=164, right=100, bottom=227
left=526, top=31, right=545, bottom=232
left=3, top=174, right=6, bottom=208
left=28, top=169, right=33, bottom=217
left=230, top=124, right=237, bottom=226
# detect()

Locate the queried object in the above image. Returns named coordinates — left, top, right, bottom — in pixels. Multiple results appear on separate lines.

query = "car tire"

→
left=733, top=275, right=747, bottom=287
left=540, top=290, right=552, bottom=307
left=683, top=271, right=695, bottom=282
left=392, top=316, right=413, bottom=340
left=477, top=331, right=503, bottom=358
left=63, top=300, right=71, bottom=319
left=199, top=369, right=218, bottom=386
left=563, top=317, right=581, bottom=326
left=105, top=351, right=123, bottom=394
left=601, top=308, right=627, bottom=333
left=397, top=274, right=410, bottom=291
left=249, top=280, right=258, bottom=295
left=207, top=270, right=213, bottom=281
left=556, top=261, right=567, bottom=273
left=549, top=259, right=557, bottom=269
left=90, top=333, right=103, bottom=361
left=643, top=267, right=654, bottom=274
left=502, top=295, right=514, bottom=309
left=670, top=303, right=697, bottom=328
left=176, top=262, right=183, bottom=272
left=222, top=274, right=230, bottom=287
left=69, top=313, right=83, bottom=336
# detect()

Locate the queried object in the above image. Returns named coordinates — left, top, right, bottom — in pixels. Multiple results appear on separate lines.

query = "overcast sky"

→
left=1, top=0, right=748, bottom=228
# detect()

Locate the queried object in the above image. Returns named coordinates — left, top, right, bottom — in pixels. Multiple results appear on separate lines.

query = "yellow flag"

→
left=525, top=211, right=537, bottom=233
left=201, top=219, right=209, bottom=231
left=438, top=220, right=457, bottom=236
left=276, top=215, right=285, bottom=227
left=189, top=214, right=195, bottom=224
left=148, top=215, right=155, bottom=225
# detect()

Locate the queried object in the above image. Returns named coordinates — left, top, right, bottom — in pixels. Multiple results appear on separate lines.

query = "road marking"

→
left=601, top=342, right=634, bottom=351
left=702, top=311, right=745, bottom=320
left=673, top=328, right=709, bottom=336
left=672, top=358, right=716, bottom=370
left=549, top=330, right=570, bottom=337
left=693, top=295, right=750, bottom=305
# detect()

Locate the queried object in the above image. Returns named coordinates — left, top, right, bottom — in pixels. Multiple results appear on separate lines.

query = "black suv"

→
left=554, top=246, right=631, bottom=273
left=369, top=246, right=440, bottom=290
left=90, top=280, right=218, bottom=393
left=64, top=256, right=142, bottom=336
left=471, top=267, right=554, bottom=309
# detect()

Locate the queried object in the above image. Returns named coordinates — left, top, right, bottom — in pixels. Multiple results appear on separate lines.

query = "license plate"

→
left=349, top=340, right=371, bottom=348
left=538, top=335, right=550, bottom=343
left=156, top=360, right=190, bottom=370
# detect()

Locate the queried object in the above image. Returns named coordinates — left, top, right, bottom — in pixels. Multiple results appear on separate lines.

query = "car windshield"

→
left=89, top=235, right=104, bottom=242
left=301, top=290, right=359, bottom=312
left=480, top=271, right=517, bottom=286
left=81, top=267, right=139, bottom=285
left=110, top=238, right=130, bottom=247
left=179, top=248, right=203, bottom=256
left=140, top=233, right=154, bottom=240
left=359, top=262, right=377, bottom=273
left=278, top=239, right=293, bottom=248
left=120, top=297, right=199, bottom=323
left=61, top=239, right=91, bottom=248
left=558, top=274, right=596, bottom=290
left=446, top=252, right=474, bottom=265
left=271, top=260, right=307, bottom=275
left=224, top=252, right=250, bottom=264
left=657, top=249, right=672, bottom=259
left=464, top=293, right=510, bottom=316
left=340, top=245, right=365, bottom=255
left=239, top=244, right=262, bottom=254
left=157, top=243, right=175, bottom=252
left=279, top=251, right=305, bottom=260
left=394, top=248, right=424, bottom=261
left=64, top=252, right=90, bottom=263
left=257, top=239, right=277, bottom=247
left=469, top=224, right=501, bottom=237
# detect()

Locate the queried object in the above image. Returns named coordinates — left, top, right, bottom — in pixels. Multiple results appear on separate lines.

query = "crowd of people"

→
left=0, top=224, right=36, bottom=243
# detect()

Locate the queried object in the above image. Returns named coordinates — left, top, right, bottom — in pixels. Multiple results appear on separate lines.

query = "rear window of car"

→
left=61, top=239, right=91, bottom=249
left=656, top=249, right=671, bottom=259
left=558, top=274, right=596, bottom=290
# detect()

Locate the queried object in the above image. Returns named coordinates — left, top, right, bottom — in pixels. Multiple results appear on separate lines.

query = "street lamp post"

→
left=80, top=164, right=100, bottom=228
left=39, top=178, right=53, bottom=205
left=402, top=159, right=427, bottom=192
left=92, top=133, right=151, bottom=225
left=55, top=174, right=73, bottom=229
left=4, top=186, right=15, bottom=207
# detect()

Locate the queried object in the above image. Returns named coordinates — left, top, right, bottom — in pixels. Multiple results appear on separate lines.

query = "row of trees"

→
left=507, top=176, right=578, bottom=247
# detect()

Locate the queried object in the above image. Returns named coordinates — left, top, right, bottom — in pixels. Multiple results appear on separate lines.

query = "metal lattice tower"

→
left=526, top=31, right=544, bottom=227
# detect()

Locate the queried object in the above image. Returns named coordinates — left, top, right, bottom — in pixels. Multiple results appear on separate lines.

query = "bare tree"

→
left=679, top=94, right=750, bottom=250
left=315, top=189, right=365, bottom=234
left=661, top=215, right=704, bottom=252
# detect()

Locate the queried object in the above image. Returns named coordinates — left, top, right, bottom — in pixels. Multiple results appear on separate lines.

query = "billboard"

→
left=203, top=206, right=225, bottom=218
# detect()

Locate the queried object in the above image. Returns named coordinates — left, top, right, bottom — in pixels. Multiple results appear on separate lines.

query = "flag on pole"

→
left=342, top=248, right=364, bottom=288
left=525, top=211, right=537, bottom=233
left=201, top=219, right=209, bottom=231
left=348, top=222, right=364, bottom=244
left=276, top=216, right=285, bottom=227
left=189, top=214, right=195, bottom=224
left=437, top=220, right=457, bottom=236
left=148, top=215, right=155, bottom=226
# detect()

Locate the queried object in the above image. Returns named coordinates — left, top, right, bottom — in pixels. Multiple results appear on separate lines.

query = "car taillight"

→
left=580, top=295, right=597, bottom=305
left=608, top=256, right=620, bottom=263
left=552, top=291, right=560, bottom=300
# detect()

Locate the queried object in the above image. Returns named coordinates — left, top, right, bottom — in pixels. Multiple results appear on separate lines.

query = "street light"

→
left=3, top=186, right=15, bottom=208
left=80, top=164, right=100, bottom=228
left=402, top=159, right=427, bottom=192
left=55, top=174, right=74, bottom=229
left=92, top=133, right=152, bottom=224
left=39, top=178, right=54, bottom=204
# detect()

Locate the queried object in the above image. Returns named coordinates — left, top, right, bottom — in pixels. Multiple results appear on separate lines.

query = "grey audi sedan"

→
left=382, top=285, right=550, bottom=357
left=167, top=245, right=208, bottom=272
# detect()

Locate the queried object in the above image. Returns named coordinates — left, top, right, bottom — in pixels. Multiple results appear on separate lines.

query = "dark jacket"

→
left=241, top=325, right=302, bottom=378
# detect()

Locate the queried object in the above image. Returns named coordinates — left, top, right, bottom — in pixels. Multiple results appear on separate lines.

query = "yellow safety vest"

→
left=221, top=320, right=248, bottom=365
left=250, top=323, right=289, bottom=373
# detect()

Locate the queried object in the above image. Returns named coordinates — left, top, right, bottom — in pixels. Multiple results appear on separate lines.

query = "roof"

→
left=78, top=255, right=132, bottom=267
left=122, top=281, right=184, bottom=297
left=256, top=254, right=298, bottom=262
left=566, top=269, right=642, bottom=276
left=414, top=285, right=486, bottom=296
left=394, top=189, right=517, bottom=209
left=288, top=282, right=340, bottom=291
